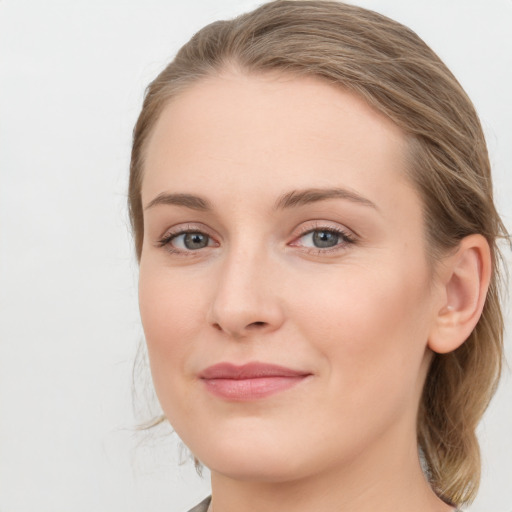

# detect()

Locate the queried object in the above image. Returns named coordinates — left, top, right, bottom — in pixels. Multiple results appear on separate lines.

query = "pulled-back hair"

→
left=128, top=1, right=508, bottom=506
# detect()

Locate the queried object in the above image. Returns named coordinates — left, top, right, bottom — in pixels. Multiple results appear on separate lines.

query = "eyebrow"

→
left=144, top=192, right=213, bottom=211
left=273, top=187, right=378, bottom=211
left=144, top=187, right=378, bottom=212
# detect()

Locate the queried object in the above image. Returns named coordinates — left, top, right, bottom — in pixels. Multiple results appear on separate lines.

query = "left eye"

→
left=296, top=228, right=353, bottom=250
left=300, top=229, right=340, bottom=248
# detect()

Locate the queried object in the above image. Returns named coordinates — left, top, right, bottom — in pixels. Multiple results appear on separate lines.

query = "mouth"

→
left=199, top=362, right=312, bottom=401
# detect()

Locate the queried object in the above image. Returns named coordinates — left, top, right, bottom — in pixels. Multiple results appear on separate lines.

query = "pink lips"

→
left=199, top=362, right=311, bottom=401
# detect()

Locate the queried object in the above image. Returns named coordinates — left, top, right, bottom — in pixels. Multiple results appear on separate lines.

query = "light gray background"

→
left=1, top=1, right=511, bottom=511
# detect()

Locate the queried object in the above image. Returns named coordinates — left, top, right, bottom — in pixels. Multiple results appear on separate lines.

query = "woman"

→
left=128, top=1, right=508, bottom=511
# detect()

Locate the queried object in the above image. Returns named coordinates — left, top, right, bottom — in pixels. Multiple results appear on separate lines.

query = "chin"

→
left=186, top=429, right=314, bottom=483
left=206, top=453, right=308, bottom=483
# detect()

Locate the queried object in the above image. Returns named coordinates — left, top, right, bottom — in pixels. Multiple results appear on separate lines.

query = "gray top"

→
left=187, top=496, right=211, bottom=512
left=186, top=495, right=460, bottom=511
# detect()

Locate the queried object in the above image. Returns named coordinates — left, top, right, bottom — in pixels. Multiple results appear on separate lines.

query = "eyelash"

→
left=156, top=224, right=357, bottom=257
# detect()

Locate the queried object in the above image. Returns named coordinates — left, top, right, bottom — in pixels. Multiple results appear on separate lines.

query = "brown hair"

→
left=128, top=0, right=508, bottom=506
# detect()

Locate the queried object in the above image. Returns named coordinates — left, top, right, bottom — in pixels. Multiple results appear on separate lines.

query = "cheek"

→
left=293, top=260, right=433, bottom=402
left=138, top=263, right=205, bottom=391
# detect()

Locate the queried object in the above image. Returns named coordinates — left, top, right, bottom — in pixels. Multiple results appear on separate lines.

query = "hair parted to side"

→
left=128, top=0, right=508, bottom=507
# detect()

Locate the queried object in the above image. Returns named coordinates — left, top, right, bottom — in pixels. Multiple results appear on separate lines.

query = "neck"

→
left=208, top=426, right=454, bottom=512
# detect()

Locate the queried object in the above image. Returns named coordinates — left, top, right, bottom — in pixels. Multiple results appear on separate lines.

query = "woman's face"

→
left=138, top=71, right=444, bottom=481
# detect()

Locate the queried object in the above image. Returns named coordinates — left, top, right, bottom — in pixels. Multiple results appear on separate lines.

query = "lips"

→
left=199, top=362, right=311, bottom=400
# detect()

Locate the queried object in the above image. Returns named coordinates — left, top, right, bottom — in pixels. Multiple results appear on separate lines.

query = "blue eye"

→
left=157, top=230, right=215, bottom=253
left=310, top=230, right=340, bottom=248
left=183, top=232, right=210, bottom=250
left=296, top=227, right=355, bottom=251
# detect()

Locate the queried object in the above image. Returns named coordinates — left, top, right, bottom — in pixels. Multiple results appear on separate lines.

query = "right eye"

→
left=157, top=229, right=217, bottom=254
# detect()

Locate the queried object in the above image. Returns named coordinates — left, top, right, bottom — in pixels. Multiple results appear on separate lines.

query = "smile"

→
left=199, top=362, right=312, bottom=401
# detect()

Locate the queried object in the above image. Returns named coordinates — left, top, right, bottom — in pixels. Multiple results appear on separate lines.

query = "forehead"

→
left=142, top=71, right=416, bottom=215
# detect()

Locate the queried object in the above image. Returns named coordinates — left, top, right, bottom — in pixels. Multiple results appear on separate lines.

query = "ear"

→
left=428, top=234, right=492, bottom=354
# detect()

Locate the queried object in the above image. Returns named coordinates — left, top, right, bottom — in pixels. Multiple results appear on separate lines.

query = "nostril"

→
left=209, top=320, right=270, bottom=335
left=248, top=321, right=267, bottom=329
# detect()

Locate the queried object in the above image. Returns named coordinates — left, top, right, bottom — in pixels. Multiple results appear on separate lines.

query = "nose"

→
left=207, top=245, right=285, bottom=339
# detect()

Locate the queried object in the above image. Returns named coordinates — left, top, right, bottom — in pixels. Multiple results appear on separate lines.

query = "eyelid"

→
left=157, top=222, right=216, bottom=240
left=292, top=220, right=357, bottom=239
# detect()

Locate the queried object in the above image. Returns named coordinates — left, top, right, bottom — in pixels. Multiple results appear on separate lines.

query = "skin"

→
left=138, top=70, right=465, bottom=512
